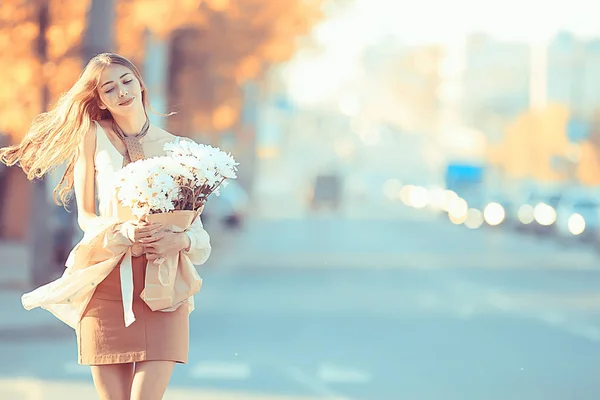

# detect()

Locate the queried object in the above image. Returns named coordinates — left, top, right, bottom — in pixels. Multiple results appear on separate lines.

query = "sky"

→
left=284, top=0, right=600, bottom=106
left=342, top=0, right=600, bottom=45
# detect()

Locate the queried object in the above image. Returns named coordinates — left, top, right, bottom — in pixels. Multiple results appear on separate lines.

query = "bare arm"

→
left=73, top=123, right=98, bottom=232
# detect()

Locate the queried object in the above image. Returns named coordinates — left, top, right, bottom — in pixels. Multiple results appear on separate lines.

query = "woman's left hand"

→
left=142, top=231, right=190, bottom=261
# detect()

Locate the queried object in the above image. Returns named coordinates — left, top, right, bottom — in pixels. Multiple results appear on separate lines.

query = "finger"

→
left=134, top=228, right=161, bottom=240
left=134, top=232, right=158, bottom=242
left=137, top=228, right=162, bottom=240
left=139, top=234, right=163, bottom=244
left=137, top=234, right=158, bottom=244
left=137, top=223, right=163, bottom=233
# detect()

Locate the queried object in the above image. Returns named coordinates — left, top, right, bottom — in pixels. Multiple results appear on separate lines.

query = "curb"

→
left=214, top=252, right=600, bottom=270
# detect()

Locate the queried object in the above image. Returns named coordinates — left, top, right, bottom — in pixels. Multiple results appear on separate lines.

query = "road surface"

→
left=1, top=211, right=599, bottom=400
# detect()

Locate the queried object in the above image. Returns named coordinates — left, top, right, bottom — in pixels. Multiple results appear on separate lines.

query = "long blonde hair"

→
left=0, top=53, right=151, bottom=207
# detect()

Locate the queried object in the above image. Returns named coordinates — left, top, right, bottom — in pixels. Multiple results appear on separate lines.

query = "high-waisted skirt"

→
left=76, top=254, right=189, bottom=365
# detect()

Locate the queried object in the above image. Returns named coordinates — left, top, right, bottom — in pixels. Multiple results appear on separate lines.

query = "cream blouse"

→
left=21, top=121, right=212, bottom=329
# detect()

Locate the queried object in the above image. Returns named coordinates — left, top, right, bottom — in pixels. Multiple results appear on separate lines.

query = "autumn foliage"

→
left=0, top=0, right=324, bottom=140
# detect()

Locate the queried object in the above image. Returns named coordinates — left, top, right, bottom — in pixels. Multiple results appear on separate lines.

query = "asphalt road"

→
left=1, top=211, right=600, bottom=400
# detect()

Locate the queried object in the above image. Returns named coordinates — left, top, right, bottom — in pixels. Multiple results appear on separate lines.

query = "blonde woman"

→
left=0, top=53, right=212, bottom=400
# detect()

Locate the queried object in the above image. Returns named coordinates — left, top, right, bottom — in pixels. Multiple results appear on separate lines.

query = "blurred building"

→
left=547, top=32, right=600, bottom=118
left=461, top=32, right=600, bottom=185
left=463, top=32, right=600, bottom=141
left=360, top=38, right=443, bottom=135
left=461, top=33, right=531, bottom=146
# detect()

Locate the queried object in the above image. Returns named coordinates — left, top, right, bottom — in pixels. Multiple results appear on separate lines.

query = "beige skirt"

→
left=77, top=254, right=189, bottom=365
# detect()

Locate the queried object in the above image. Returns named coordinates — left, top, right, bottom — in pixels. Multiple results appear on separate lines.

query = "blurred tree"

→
left=29, top=0, right=53, bottom=287
left=576, top=110, right=600, bottom=185
left=0, top=0, right=89, bottom=140
left=0, top=0, right=89, bottom=245
left=360, top=44, right=442, bottom=134
left=0, top=0, right=42, bottom=138
left=491, top=112, right=534, bottom=180
left=1, top=0, right=323, bottom=139
left=490, top=103, right=570, bottom=182
left=114, top=0, right=324, bottom=138
left=1, top=0, right=325, bottom=241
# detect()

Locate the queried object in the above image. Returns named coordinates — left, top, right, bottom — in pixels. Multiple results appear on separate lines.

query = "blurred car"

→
left=202, top=181, right=249, bottom=229
left=309, top=174, right=342, bottom=211
left=480, top=192, right=516, bottom=227
left=555, top=189, right=600, bottom=244
left=515, top=187, right=563, bottom=234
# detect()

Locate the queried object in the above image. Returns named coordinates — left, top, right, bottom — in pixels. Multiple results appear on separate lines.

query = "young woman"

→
left=0, top=53, right=212, bottom=400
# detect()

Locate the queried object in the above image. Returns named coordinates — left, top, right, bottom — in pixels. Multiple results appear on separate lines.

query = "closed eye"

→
left=104, top=80, right=132, bottom=93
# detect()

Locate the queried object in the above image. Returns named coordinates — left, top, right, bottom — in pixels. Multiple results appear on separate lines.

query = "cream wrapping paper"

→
left=140, top=210, right=203, bottom=312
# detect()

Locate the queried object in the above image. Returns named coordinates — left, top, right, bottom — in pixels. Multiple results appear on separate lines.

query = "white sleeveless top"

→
left=94, top=121, right=131, bottom=220
left=93, top=121, right=183, bottom=220
left=92, top=121, right=187, bottom=327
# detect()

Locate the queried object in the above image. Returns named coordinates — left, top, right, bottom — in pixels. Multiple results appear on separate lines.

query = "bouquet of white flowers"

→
left=113, top=138, right=238, bottom=311
left=115, top=139, right=238, bottom=218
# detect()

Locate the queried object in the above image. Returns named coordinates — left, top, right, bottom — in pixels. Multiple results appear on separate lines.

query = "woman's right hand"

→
left=120, top=220, right=164, bottom=244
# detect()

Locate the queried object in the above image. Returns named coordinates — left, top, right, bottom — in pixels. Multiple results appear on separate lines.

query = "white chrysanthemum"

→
left=114, top=140, right=239, bottom=216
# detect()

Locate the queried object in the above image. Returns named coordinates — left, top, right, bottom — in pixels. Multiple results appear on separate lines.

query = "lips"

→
left=119, top=97, right=135, bottom=106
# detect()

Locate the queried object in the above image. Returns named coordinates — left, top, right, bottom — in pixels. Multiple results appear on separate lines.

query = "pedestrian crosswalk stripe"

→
left=316, top=363, right=372, bottom=384
left=189, top=362, right=251, bottom=380
left=283, top=366, right=354, bottom=400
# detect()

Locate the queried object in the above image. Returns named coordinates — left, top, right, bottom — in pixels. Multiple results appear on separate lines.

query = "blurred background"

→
left=2, top=0, right=600, bottom=399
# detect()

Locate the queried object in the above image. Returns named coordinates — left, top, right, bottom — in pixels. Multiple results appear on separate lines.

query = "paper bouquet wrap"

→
left=114, top=138, right=238, bottom=312
left=140, top=209, right=203, bottom=312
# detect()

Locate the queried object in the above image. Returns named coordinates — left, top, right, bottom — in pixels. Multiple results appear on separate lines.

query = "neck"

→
left=112, top=110, right=148, bottom=136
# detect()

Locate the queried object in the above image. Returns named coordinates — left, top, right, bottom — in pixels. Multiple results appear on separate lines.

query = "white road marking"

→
left=189, top=362, right=251, bottom=380
left=63, top=362, right=91, bottom=376
left=282, top=366, right=354, bottom=400
left=0, top=377, right=44, bottom=400
left=450, top=280, right=600, bottom=343
left=316, top=363, right=372, bottom=384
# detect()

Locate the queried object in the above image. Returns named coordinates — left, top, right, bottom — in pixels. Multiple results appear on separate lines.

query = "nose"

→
left=119, top=88, right=128, bottom=97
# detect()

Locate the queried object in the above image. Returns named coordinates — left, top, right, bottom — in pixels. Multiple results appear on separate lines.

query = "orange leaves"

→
left=0, top=0, right=324, bottom=140
left=115, top=0, right=210, bottom=62
left=205, top=0, right=230, bottom=12
left=0, top=1, right=39, bottom=138
left=494, top=104, right=571, bottom=182
left=0, top=0, right=89, bottom=140
left=235, top=56, right=262, bottom=82
left=162, top=0, right=325, bottom=134
left=212, top=104, right=237, bottom=131
left=575, top=141, right=600, bottom=185
left=47, top=0, right=88, bottom=59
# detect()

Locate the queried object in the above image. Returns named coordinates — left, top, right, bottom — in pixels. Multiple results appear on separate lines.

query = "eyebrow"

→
left=100, top=73, right=132, bottom=88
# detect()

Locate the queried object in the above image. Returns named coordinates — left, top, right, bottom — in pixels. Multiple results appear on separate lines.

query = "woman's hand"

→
left=120, top=220, right=164, bottom=244
left=142, top=231, right=190, bottom=262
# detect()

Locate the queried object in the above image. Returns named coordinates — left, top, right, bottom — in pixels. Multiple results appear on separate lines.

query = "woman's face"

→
left=97, top=64, right=144, bottom=117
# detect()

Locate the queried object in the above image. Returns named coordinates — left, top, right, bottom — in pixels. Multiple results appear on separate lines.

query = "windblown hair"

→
left=0, top=53, right=151, bottom=207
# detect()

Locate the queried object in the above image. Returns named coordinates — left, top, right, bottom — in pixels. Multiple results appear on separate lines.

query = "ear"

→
left=98, top=102, right=107, bottom=110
